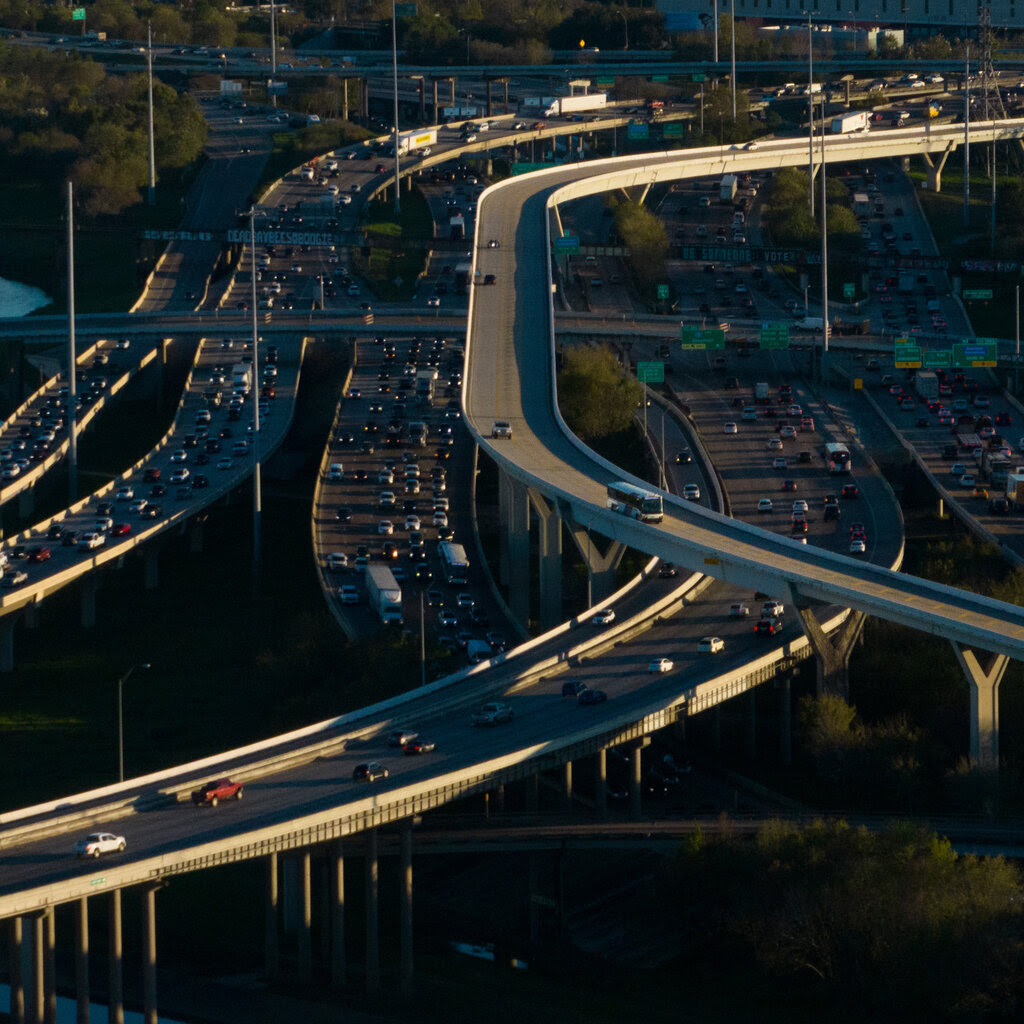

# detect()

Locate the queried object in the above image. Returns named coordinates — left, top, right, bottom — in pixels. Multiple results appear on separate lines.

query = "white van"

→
left=327, top=463, right=344, bottom=481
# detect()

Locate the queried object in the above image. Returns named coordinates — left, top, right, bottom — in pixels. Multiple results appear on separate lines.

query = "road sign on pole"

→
left=963, top=289, right=993, bottom=300
left=843, top=282, right=855, bottom=299
left=637, top=361, right=665, bottom=383
left=894, top=345, right=923, bottom=368
left=657, top=284, right=670, bottom=301
left=72, top=7, right=85, bottom=18
left=552, top=234, right=580, bottom=255
left=759, top=321, right=790, bottom=350
left=953, top=340, right=998, bottom=367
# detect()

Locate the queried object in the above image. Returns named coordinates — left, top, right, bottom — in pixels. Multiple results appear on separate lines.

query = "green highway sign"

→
left=894, top=336, right=913, bottom=347
left=963, top=289, right=993, bottom=300
left=663, top=122, right=683, bottom=137
left=923, top=349, right=951, bottom=368
left=395, top=2, right=418, bottom=16
left=652, top=75, right=669, bottom=83
left=627, top=122, right=650, bottom=140
left=637, top=361, right=665, bottom=383
left=681, top=326, right=725, bottom=350
left=72, top=7, right=85, bottom=18
left=843, top=282, right=856, bottom=299
left=759, top=321, right=790, bottom=350
left=894, top=345, right=922, bottom=368
left=953, top=340, right=998, bottom=367
left=692, top=73, right=706, bottom=82
left=597, top=78, right=615, bottom=88
left=552, top=234, right=580, bottom=255
left=657, top=284, right=670, bottom=300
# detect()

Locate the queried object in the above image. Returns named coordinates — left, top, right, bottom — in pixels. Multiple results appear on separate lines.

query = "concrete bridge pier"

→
left=922, top=142, right=954, bottom=192
left=569, top=527, right=625, bottom=607
left=364, top=829, right=380, bottom=995
left=80, top=577, right=99, bottom=630
left=789, top=597, right=865, bottom=700
left=188, top=521, right=205, bottom=554
left=595, top=748, right=607, bottom=817
left=525, top=773, right=539, bottom=812
left=265, top=852, right=279, bottom=981
left=331, top=841, right=346, bottom=987
left=108, top=890, right=124, bottom=1024
left=24, top=602, right=39, bottom=630
left=75, top=898, right=89, bottom=1024
left=8, top=916, right=23, bottom=1024
left=142, top=884, right=158, bottom=1024
left=0, top=619, right=14, bottom=673
left=746, top=691, right=757, bottom=760
left=18, top=487, right=34, bottom=520
left=953, top=642, right=1009, bottom=769
left=629, top=738, right=651, bottom=820
left=400, top=824, right=414, bottom=994
left=498, top=471, right=530, bottom=625
left=299, top=851, right=313, bottom=985
left=778, top=675, right=792, bottom=766
left=561, top=760, right=573, bottom=812
left=529, top=490, right=562, bottom=630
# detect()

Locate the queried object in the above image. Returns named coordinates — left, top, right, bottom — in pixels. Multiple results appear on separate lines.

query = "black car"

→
left=402, top=738, right=436, bottom=755
left=657, top=563, right=678, bottom=578
left=578, top=688, right=608, bottom=706
left=352, top=762, right=389, bottom=782
left=336, top=505, right=352, bottom=522
left=562, top=679, right=586, bottom=698
left=674, top=449, right=692, bottom=464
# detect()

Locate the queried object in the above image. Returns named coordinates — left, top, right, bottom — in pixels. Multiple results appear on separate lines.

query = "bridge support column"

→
left=400, top=823, right=414, bottom=994
left=365, top=829, right=380, bottom=995
left=80, top=576, right=98, bottom=630
left=569, top=528, right=625, bottom=607
left=595, top=748, right=607, bottom=817
left=43, top=908, right=55, bottom=1024
left=495, top=782, right=505, bottom=814
left=550, top=202, right=565, bottom=242
left=791, top=600, right=866, bottom=699
left=746, top=691, right=757, bottom=760
left=75, top=897, right=89, bottom=1024
left=189, top=522, right=204, bottom=554
left=24, top=602, right=39, bottom=630
left=31, top=911, right=43, bottom=1024
left=779, top=676, right=792, bottom=767
left=562, top=760, right=573, bottom=812
left=922, top=144, right=954, bottom=193
left=0, top=619, right=13, bottom=673
left=144, top=546, right=159, bottom=590
left=265, top=852, right=279, bottom=980
left=108, top=890, right=123, bottom=1024
left=299, top=851, right=312, bottom=985
left=331, top=842, right=345, bottom=987
left=630, top=746, right=643, bottom=820
left=499, top=471, right=530, bottom=626
left=9, top=916, right=24, bottom=1024
left=953, top=642, right=1009, bottom=769
left=142, top=884, right=158, bottom=1024
left=18, top=486, right=34, bottom=520
left=530, top=490, right=562, bottom=630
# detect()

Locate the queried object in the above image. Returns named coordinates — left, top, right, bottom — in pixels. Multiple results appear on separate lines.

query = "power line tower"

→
left=978, top=4, right=1007, bottom=121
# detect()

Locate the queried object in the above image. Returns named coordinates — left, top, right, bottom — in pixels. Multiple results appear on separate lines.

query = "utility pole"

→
left=66, top=182, right=78, bottom=507
left=391, top=0, right=401, bottom=215
left=146, top=22, right=156, bottom=206
left=729, top=0, right=736, bottom=121
left=807, top=13, right=815, bottom=217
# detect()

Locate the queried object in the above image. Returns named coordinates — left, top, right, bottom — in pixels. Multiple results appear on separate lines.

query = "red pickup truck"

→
left=191, top=778, right=243, bottom=806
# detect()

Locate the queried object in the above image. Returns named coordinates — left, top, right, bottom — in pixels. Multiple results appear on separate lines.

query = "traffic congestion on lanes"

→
left=0, top=335, right=301, bottom=602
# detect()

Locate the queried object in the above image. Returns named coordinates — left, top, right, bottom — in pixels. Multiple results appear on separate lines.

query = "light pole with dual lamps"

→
left=117, top=663, right=151, bottom=783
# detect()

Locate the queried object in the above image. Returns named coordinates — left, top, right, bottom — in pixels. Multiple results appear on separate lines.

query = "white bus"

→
left=606, top=481, right=664, bottom=523
left=824, top=443, right=852, bottom=475
left=439, top=541, right=470, bottom=585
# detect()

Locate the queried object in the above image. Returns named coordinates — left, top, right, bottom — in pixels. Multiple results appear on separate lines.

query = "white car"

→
left=73, top=832, right=125, bottom=858
left=849, top=539, right=867, bottom=554
left=762, top=601, right=784, bottom=618
left=169, top=449, right=188, bottom=463
left=170, top=467, right=190, bottom=484
left=128, top=498, right=148, bottom=514
left=772, top=457, right=788, bottom=469
left=792, top=500, right=809, bottom=514
left=766, top=437, right=783, bottom=451
left=404, top=515, right=421, bottom=531
left=337, top=194, right=353, bottom=206
left=327, top=552, right=348, bottom=570
left=115, top=486, right=133, bottom=501
left=723, top=422, right=738, bottom=434
left=377, top=520, right=394, bottom=535
left=780, top=425, right=798, bottom=439
left=683, top=484, right=700, bottom=501
left=378, top=469, right=394, bottom=484
left=648, top=658, right=674, bottom=674
left=433, top=511, right=448, bottom=528
left=697, top=636, right=725, bottom=654
left=959, top=473, right=976, bottom=487
left=592, top=608, right=615, bottom=626
left=491, top=420, right=512, bottom=439
left=730, top=603, right=750, bottom=617
left=757, top=498, right=774, bottom=513
left=79, top=532, right=105, bottom=550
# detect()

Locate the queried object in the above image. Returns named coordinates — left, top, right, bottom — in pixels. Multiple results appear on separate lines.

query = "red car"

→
left=110, top=523, right=131, bottom=537
left=27, top=546, right=51, bottom=563
left=841, top=484, right=859, bottom=499
left=191, top=778, right=243, bottom=806
left=755, top=619, right=782, bottom=636
left=144, top=468, right=161, bottom=482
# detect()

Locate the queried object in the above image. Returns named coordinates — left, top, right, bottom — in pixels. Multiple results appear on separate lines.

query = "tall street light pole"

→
left=146, top=22, right=156, bottom=206
left=66, top=181, right=78, bottom=507
left=807, top=12, right=815, bottom=216
left=713, top=0, right=719, bottom=64
left=730, top=0, right=737, bottom=121
left=118, top=663, right=151, bottom=783
left=391, top=0, right=402, bottom=215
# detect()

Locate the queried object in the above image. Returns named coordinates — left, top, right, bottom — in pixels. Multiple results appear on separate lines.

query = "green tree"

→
left=558, top=345, right=641, bottom=442
left=613, top=200, right=668, bottom=284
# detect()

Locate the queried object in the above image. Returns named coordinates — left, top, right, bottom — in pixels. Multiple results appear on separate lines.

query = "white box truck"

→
left=397, top=128, right=436, bottom=155
left=830, top=110, right=868, bottom=134
left=543, top=93, right=607, bottom=118
left=231, top=364, right=251, bottom=392
left=914, top=371, right=939, bottom=400
left=366, top=564, right=403, bottom=625
left=719, top=174, right=738, bottom=203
